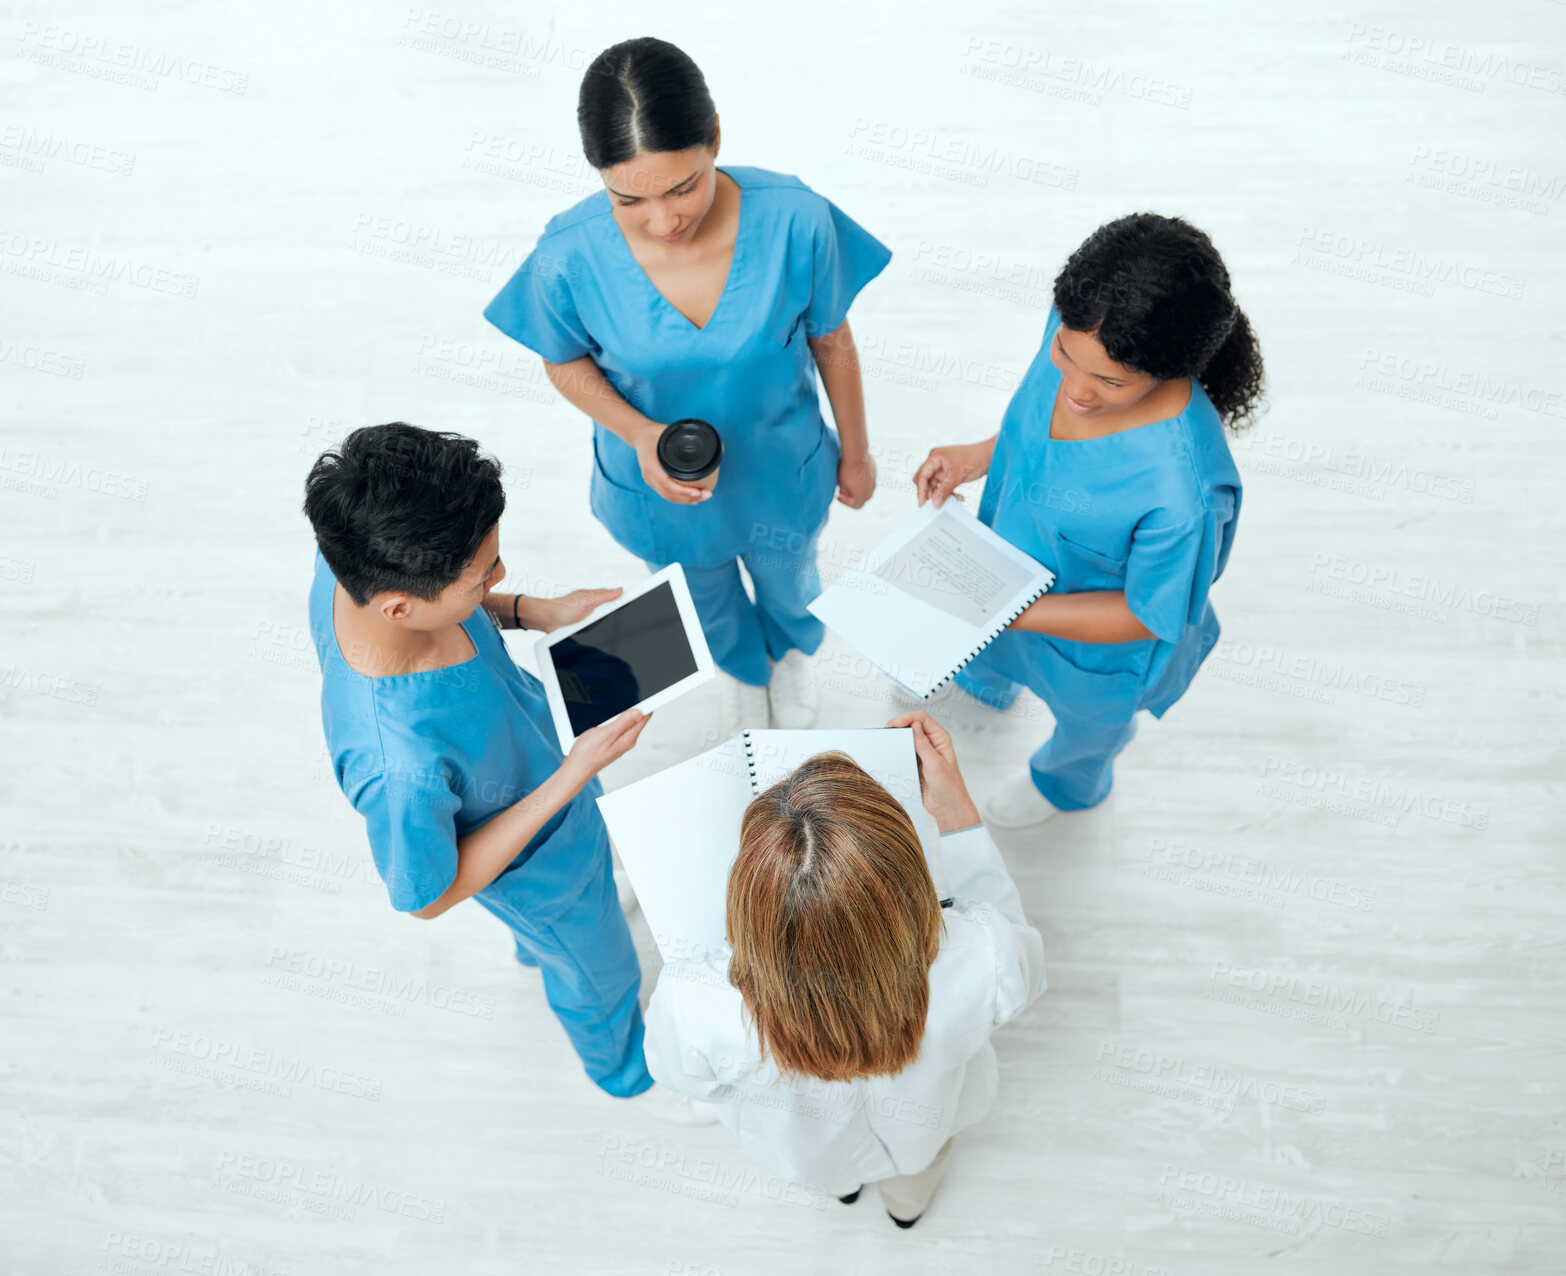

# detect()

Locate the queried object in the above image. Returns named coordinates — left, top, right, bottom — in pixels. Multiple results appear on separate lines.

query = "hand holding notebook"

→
left=807, top=501, right=1055, bottom=698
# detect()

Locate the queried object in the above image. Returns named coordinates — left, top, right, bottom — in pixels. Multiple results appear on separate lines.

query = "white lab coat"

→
left=643, top=823, right=1047, bottom=1196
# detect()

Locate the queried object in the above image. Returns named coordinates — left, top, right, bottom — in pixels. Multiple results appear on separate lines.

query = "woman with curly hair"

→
left=914, top=214, right=1264, bottom=827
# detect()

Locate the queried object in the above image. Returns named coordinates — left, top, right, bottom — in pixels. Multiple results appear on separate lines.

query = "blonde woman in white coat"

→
left=644, top=710, right=1047, bottom=1227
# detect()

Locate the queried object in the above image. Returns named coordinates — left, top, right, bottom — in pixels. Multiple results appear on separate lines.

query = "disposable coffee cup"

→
left=657, top=419, right=722, bottom=492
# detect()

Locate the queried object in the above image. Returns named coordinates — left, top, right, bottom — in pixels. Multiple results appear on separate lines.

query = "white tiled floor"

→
left=4, top=2, right=1563, bottom=1273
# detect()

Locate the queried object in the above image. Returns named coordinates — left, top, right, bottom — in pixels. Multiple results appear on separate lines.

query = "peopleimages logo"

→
left=1258, top=757, right=1490, bottom=830
left=1159, top=1164, right=1392, bottom=1237
left=1207, top=638, right=1427, bottom=707
left=597, top=1136, right=827, bottom=1211
left=0, top=446, right=149, bottom=501
left=960, top=38, right=1195, bottom=109
left=16, top=22, right=251, bottom=94
left=0, top=664, right=100, bottom=706
left=1206, top=961, right=1440, bottom=1035
left=1343, top=22, right=1566, bottom=97
left=0, top=125, right=136, bottom=176
left=846, top=119, right=1079, bottom=190
left=100, top=1233, right=287, bottom=1276
left=853, top=334, right=1026, bottom=392
left=0, top=229, right=199, bottom=298
left=1294, top=227, right=1524, bottom=299
left=1144, top=837, right=1376, bottom=912
left=150, top=1026, right=384, bottom=1101
left=1307, top=552, right=1539, bottom=626
left=346, top=213, right=524, bottom=283
left=214, top=1150, right=446, bottom=1223
left=262, top=946, right=496, bottom=1019
left=1095, top=1039, right=1327, bottom=1115
left=1356, top=346, right=1566, bottom=421
left=1233, top=428, right=1478, bottom=504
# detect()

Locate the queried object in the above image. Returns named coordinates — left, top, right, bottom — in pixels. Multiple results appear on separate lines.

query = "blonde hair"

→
left=726, top=752, right=942, bottom=1081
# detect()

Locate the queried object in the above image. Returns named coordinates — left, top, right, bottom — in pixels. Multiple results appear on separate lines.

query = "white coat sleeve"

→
left=940, top=823, right=1048, bottom=1026
left=643, top=967, right=732, bottom=1103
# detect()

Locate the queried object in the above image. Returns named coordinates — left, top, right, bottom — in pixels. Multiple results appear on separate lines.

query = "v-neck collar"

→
left=604, top=166, right=745, bottom=333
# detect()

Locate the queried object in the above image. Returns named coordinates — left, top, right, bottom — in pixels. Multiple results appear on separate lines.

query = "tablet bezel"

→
left=533, top=563, right=715, bottom=751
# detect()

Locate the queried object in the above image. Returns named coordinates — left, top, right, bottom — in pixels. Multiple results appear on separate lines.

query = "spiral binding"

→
left=742, top=729, right=758, bottom=790
left=922, top=585, right=1049, bottom=698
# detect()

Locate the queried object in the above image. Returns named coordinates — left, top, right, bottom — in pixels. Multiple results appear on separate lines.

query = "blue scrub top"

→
left=978, top=308, right=1242, bottom=721
left=308, top=553, right=603, bottom=914
left=483, top=166, right=892, bottom=568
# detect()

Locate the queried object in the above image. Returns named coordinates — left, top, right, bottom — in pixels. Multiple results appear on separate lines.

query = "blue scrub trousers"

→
left=954, top=663, right=1139, bottom=812
left=473, top=831, right=653, bottom=1098
left=645, top=533, right=826, bottom=688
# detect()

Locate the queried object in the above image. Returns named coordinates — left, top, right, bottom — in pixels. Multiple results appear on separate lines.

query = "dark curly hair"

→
left=303, top=423, right=505, bottom=605
left=1054, top=213, right=1265, bottom=429
left=578, top=37, right=717, bottom=171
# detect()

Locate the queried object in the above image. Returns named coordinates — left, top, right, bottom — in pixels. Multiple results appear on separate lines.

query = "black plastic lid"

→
left=657, top=419, right=722, bottom=481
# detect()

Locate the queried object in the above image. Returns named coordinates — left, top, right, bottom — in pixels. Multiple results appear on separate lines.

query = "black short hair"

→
left=578, top=37, right=716, bottom=170
left=1054, top=213, right=1265, bottom=430
left=303, top=423, right=505, bottom=606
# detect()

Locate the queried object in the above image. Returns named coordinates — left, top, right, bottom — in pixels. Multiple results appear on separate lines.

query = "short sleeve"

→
left=803, top=200, right=892, bottom=338
left=1124, top=496, right=1235, bottom=643
left=483, top=241, right=595, bottom=364
left=348, top=768, right=462, bottom=913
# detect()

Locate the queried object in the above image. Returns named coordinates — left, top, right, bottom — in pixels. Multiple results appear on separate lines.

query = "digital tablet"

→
left=534, top=563, right=715, bottom=750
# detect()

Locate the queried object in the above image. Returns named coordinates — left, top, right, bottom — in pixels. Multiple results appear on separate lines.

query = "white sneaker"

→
left=982, top=774, right=1062, bottom=830
left=767, top=649, right=819, bottom=729
left=720, top=673, right=771, bottom=737
left=630, top=1083, right=720, bottom=1126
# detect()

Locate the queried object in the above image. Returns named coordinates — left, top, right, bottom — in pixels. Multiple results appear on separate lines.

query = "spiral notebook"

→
left=808, top=501, right=1054, bottom=699
left=596, top=728, right=947, bottom=963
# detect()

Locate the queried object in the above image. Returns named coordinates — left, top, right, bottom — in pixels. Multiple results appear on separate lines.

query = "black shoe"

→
left=887, top=1210, right=921, bottom=1229
left=838, top=1187, right=862, bottom=1204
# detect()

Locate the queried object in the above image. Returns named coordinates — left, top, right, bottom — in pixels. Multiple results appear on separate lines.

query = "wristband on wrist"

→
left=512, top=594, right=522, bottom=629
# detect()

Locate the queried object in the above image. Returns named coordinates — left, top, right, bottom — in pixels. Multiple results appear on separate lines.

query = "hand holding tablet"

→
left=534, top=564, right=716, bottom=751
left=561, top=705, right=653, bottom=785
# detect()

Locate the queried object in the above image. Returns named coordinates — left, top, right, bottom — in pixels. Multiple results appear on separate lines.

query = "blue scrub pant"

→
left=645, top=534, right=825, bottom=687
left=954, top=663, right=1139, bottom=812
left=473, top=834, right=653, bottom=1098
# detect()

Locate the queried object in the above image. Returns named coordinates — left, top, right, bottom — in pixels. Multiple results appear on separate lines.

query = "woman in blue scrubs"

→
left=915, top=214, right=1263, bottom=828
left=484, top=37, right=890, bottom=731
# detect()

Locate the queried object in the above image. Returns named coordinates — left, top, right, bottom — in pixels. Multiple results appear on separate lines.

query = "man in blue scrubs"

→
left=303, top=422, right=712, bottom=1122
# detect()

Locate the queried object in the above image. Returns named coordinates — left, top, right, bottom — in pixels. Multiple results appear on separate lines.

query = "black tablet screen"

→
left=549, top=582, right=699, bottom=735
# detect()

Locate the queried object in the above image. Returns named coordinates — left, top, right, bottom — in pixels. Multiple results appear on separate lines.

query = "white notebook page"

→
left=598, top=729, right=950, bottom=963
